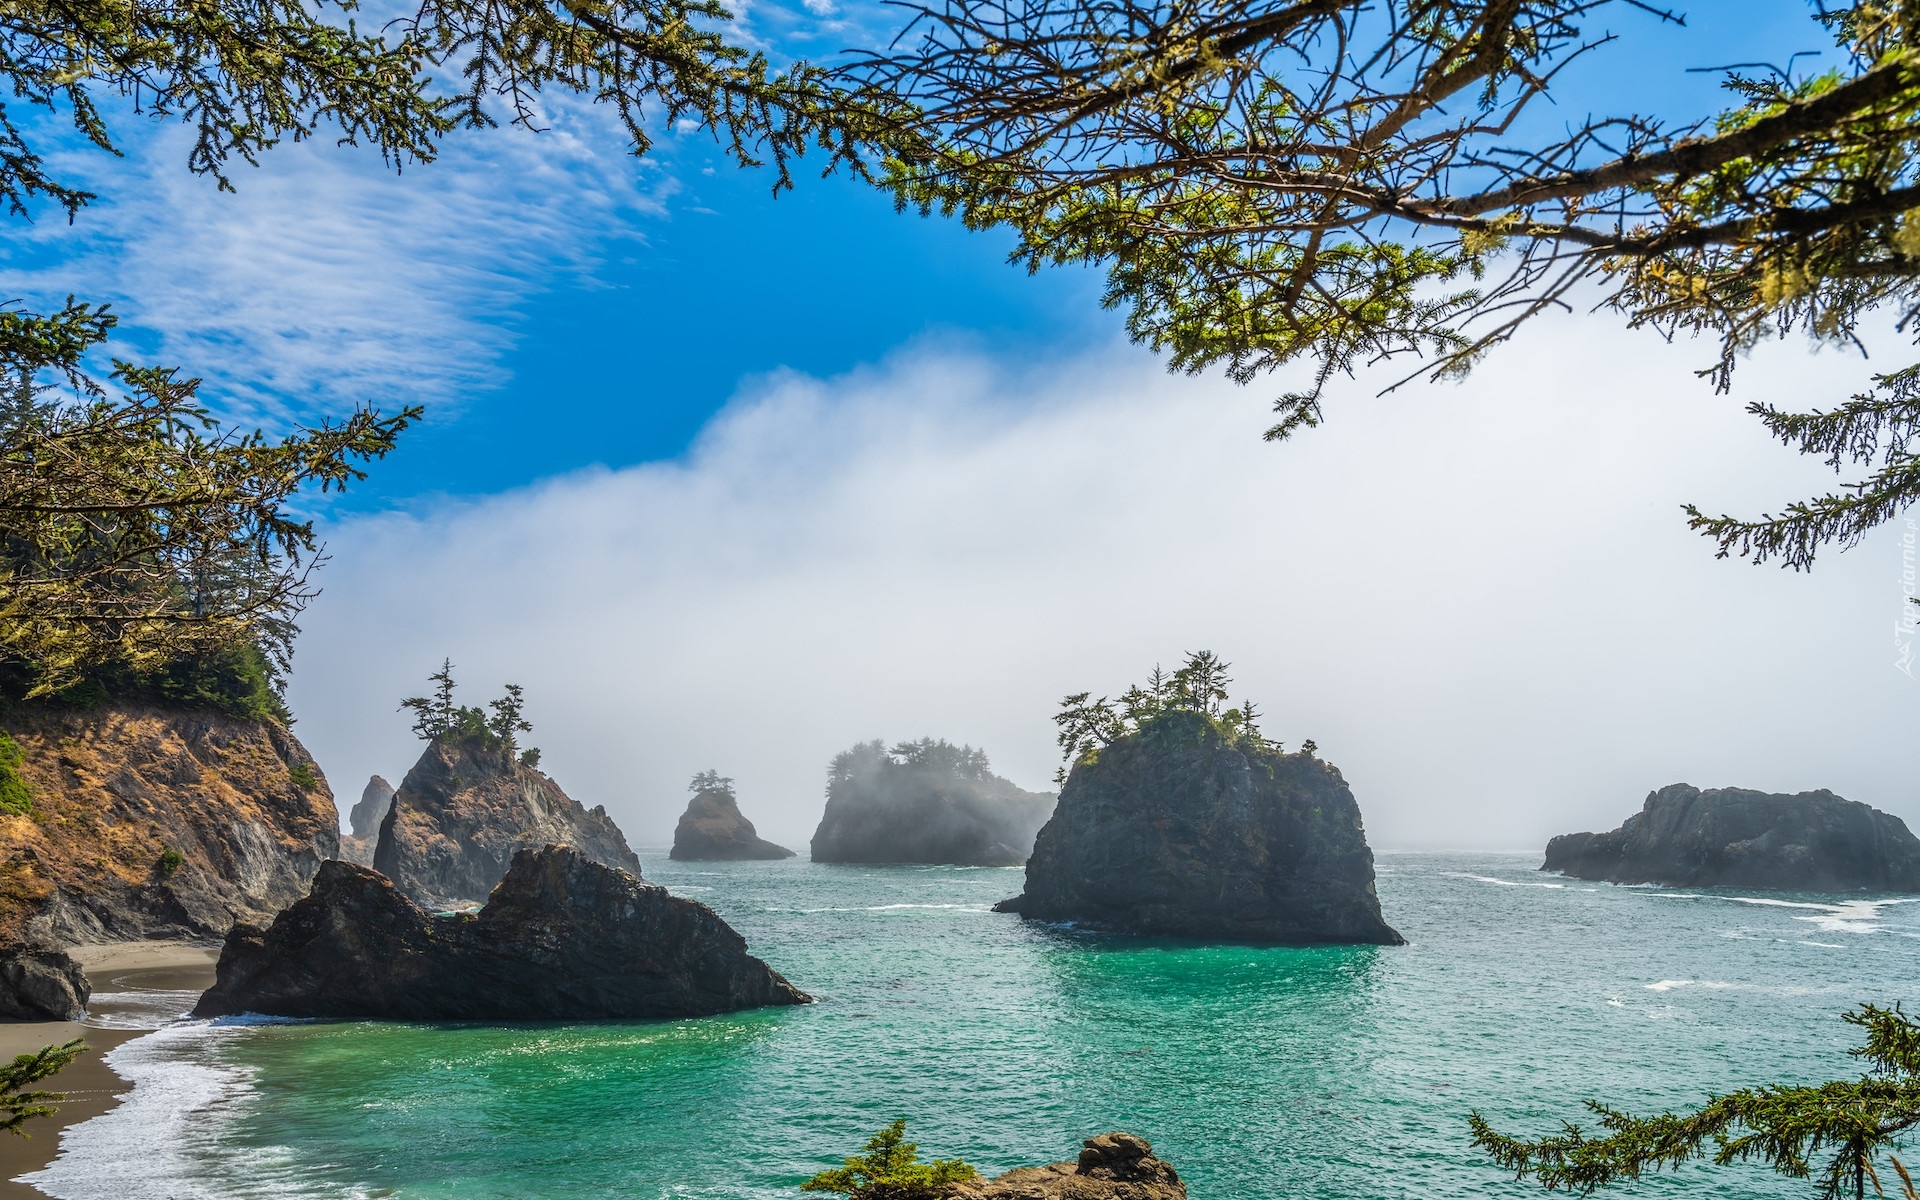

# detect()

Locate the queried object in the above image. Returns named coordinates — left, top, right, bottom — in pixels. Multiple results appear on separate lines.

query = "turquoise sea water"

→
left=25, top=851, right=1920, bottom=1200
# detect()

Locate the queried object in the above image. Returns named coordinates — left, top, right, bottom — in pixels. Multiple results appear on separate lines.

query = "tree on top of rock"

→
left=1054, top=651, right=1281, bottom=783
left=689, top=770, right=734, bottom=797
left=400, top=660, right=540, bottom=764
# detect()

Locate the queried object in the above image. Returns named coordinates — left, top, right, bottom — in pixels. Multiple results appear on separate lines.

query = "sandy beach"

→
left=0, top=943, right=218, bottom=1200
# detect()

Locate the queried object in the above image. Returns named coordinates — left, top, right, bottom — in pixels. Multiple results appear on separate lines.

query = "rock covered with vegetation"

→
left=671, top=771, right=794, bottom=861
left=998, top=653, right=1400, bottom=945
left=194, top=844, right=809, bottom=1020
left=373, top=663, right=641, bottom=908
left=810, top=739, right=1054, bottom=866
left=339, top=775, right=394, bottom=866
left=1544, top=784, right=1920, bottom=891
left=0, top=699, right=339, bottom=949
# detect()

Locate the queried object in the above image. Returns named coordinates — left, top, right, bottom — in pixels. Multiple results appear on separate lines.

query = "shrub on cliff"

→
left=1053, top=651, right=1294, bottom=784
left=400, top=660, right=539, bottom=760
left=0, top=640, right=290, bottom=724
left=802, top=1120, right=975, bottom=1200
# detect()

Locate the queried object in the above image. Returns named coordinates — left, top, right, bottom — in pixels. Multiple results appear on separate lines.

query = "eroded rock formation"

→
left=339, top=775, right=394, bottom=866
left=811, top=739, right=1054, bottom=866
left=948, top=1133, right=1186, bottom=1200
left=670, top=789, right=794, bottom=861
left=374, top=739, right=641, bottom=909
left=1544, top=784, right=1920, bottom=891
left=0, top=703, right=339, bottom=948
left=998, top=710, right=1400, bottom=944
left=194, top=844, right=809, bottom=1020
left=0, top=946, right=89, bottom=1021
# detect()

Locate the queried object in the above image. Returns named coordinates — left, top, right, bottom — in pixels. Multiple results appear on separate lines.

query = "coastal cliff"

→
left=949, top=1133, right=1185, bottom=1200
left=374, top=738, right=641, bottom=908
left=339, top=775, right=394, bottom=866
left=0, top=702, right=339, bottom=948
left=1545, top=784, right=1920, bottom=890
left=670, top=782, right=793, bottom=861
left=195, top=844, right=809, bottom=1020
left=811, top=739, right=1054, bottom=866
left=1000, top=708, right=1400, bottom=944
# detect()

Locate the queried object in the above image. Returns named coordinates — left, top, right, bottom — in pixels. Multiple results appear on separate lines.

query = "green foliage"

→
left=1054, top=651, right=1276, bottom=783
left=801, top=1119, right=976, bottom=1200
left=0, top=1039, right=83, bottom=1137
left=1472, top=1003, right=1920, bottom=1200
left=518, top=747, right=542, bottom=769
left=156, top=847, right=184, bottom=878
left=690, top=769, right=734, bottom=796
left=0, top=732, right=30, bottom=816
left=401, top=660, right=534, bottom=754
left=0, top=640, right=293, bottom=724
left=288, top=760, right=318, bottom=791
left=827, top=738, right=995, bottom=795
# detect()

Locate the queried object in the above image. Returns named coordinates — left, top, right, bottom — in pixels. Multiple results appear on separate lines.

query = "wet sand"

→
left=0, top=943, right=218, bottom=1200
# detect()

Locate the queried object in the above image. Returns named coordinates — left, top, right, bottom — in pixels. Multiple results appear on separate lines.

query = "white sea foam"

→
left=80, top=990, right=202, bottom=1031
left=1446, top=873, right=1565, bottom=889
left=772, top=902, right=995, bottom=914
left=1644, top=980, right=1735, bottom=992
left=1645, top=893, right=1920, bottom=934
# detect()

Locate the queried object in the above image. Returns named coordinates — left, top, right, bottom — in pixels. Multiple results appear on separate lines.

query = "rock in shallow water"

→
left=670, top=789, right=794, bottom=861
left=0, top=946, right=89, bottom=1021
left=948, top=1133, right=1185, bottom=1200
left=193, top=845, right=809, bottom=1020
left=1544, top=784, right=1920, bottom=891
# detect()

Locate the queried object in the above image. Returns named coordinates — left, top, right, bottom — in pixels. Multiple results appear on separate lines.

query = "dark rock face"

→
left=1544, top=784, right=1920, bottom=891
left=374, top=739, right=641, bottom=909
left=948, top=1133, right=1185, bottom=1200
left=670, top=790, right=794, bottom=861
left=0, top=946, right=89, bottom=1021
left=0, top=703, right=339, bottom=946
left=194, top=845, right=810, bottom=1020
left=811, top=739, right=1055, bottom=866
left=339, top=775, right=395, bottom=866
left=999, top=711, right=1401, bottom=944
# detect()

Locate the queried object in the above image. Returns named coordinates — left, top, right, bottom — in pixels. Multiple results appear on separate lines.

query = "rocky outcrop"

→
left=811, top=739, right=1055, bottom=866
left=1544, top=784, right=1920, bottom=890
left=948, top=1134, right=1185, bottom=1200
left=670, top=789, right=794, bottom=861
left=0, top=703, right=339, bottom=948
left=374, top=739, right=641, bottom=909
left=998, top=710, right=1400, bottom=944
left=194, top=844, right=809, bottom=1020
left=339, top=775, right=394, bottom=866
left=0, top=946, right=89, bottom=1020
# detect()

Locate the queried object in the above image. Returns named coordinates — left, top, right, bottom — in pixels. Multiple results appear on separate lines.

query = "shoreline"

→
left=0, top=943, right=218, bottom=1200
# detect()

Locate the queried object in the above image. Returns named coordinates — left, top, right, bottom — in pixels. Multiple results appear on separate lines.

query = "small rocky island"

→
left=951, top=1133, right=1185, bottom=1200
left=1544, top=783, right=1920, bottom=891
left=670, top=771, right=793, bottom=860
left=374, top=666, right=641, bottom=908
left=810, top=738, right=1054, bottom=866
left=338, top=774, right=394, bottom=866
left=997, top=653, right=1401, bottom=944
left=194, top=844, right=809, bottom=1020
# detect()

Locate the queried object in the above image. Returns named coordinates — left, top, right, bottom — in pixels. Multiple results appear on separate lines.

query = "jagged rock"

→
left=339, top=775, right=395, bottom=867
left=1544, top=784, right=1920, bottom=891
left=947, top=1133, right=1186, bottom=1200
left=811, top=739, right=1055, bottom=866
left=670, top=789, right=794, bottom=861
left=374, top=739, right=641, bottom=909
left=998, top=710, right=1401, bottom=944
left=193, top=844, right=809, bottom=1020
left=0, top=703, right=339, bottom=946
left=0, top=946, right=89, bottom=1021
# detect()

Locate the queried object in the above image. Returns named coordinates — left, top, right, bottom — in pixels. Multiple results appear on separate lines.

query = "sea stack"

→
left=195, top=845, right=809, bottom=1020
left=810, top=739, right=1054, bottom=866
left=375, top=738, right=641, bottom=909
left=339, top=775, right=394, bottom=866
left=1544, top=784, right=1920, bottom=891
left=670, top=773, right=794, bottom=861
left=949, top=1133, right=1186, bottom=1200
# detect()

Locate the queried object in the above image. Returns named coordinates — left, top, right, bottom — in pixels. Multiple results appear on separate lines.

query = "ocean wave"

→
left=1444, top=873, right=1565, bottom=889
left=767, top=903, right=995, bottom=914
left=81, top=989, right=202, bottom=1031
left=1646, top=893, right=1920, bottom=934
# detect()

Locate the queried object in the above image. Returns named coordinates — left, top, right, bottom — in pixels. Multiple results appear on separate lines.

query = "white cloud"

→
left=285, top=313, right=1920, bottom=858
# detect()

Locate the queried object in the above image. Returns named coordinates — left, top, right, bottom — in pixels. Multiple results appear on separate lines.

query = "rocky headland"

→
left=948, top=1133, right=1185, bottom=1200
left=999, top=705, right=1400, bottom=944
left=0, top=946, right=90, bottom=1020
left=810, top=739, right=1054, bottom=866
left=339, top=774, right=394, bottom=866
left=1544, top=784, right=1920, bottom=890
left=374, top=737, right=641, bottom=909
left=670, top=778, right=793, bottom=861
left=194, top=844, right=809, bottom=1020
left=0, top=702, right=339, bottom=949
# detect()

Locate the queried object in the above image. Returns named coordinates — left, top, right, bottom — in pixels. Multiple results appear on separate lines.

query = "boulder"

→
left=998, top=710, right=1401, bottom=944
left=670, top=789, right=794, bottom=861
left=0, top=946, right=89, bottom=1021
left=0, top=702, right=339, bottom=947
left=948, top=1133, right=1185, bottom=1200
left=811, top=739, right=1055, bottom=866
left=374, top=739, right=641, bottom=909
left=1544, top=784, right=1920, bottom=890
left=193, top=844, right=810, bottom=1020
left=339, top=775, right=395, bottom=867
